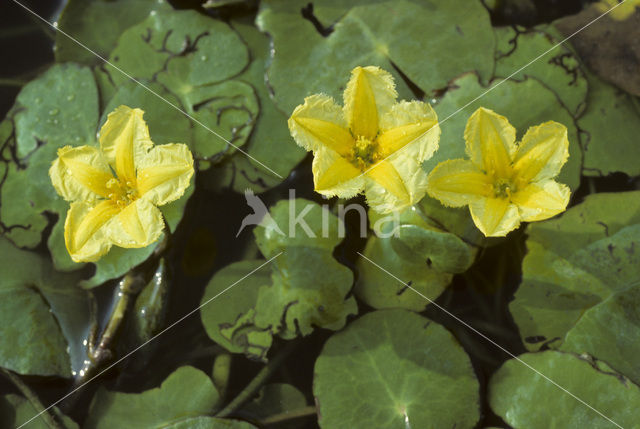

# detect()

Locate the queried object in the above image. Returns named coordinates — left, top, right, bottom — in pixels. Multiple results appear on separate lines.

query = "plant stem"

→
left=74, top=273, right=145, bottom=386
left=212, top=353, right=232, bottom=404
left=0, top=78, right=27, bottom=87
left=0, top=368, right=64, bottom=429
left=261, top=405, right=317, bottom=425
left=215, top=341, right=297, bottom=418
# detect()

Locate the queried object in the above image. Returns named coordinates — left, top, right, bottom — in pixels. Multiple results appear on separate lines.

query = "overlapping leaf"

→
left=204, top=22, right=306, bottom=193
left=356, top=206, right=475, bottom=311
left=86, top=366, right=220, bottom=428
left=490, top=351, right=640, bottom=428
left=511, top=191, right=640, bottom=384
left=0, top=394, right=79, bottom=429
left=577, top=72, right=640, bottom=177
left=103, top=9, right=258, bottom=165
left=201, top=199, right=356, bottom=360
left=257, top=0, right=495, bottom=114
left=493, top=25, right=588, bottom=116
left=0, top=237, right=90, bottom=377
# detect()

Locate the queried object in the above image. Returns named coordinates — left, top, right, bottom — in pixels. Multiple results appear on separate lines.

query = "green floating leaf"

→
left=0, top=394, right=79, bottom=429
left=106, top=9, right=256, bottom=164
left=255, top=247, right=357, bottom=339
left=201, top=199, right=356, bottom=360
left=254, top=198, right=342, bottom=258
left=204, top=22, right=305, bottom=193
left=0, top=63, right=98, bottom=248
left=494, top=25, right=588, bottom=116
left=578, top=71, right=640, bottom=177
left=356, top=206, right=475, bottom=312
left=489, top=351, right=640, bottom=428
left=200, top=260, right=274, bottom=360
left=314, top=309, right=480, bottom=429
left=0, top=238, right=90, bottom=377
left=239, top=383, right=308, bottom=427
left=258, top=0, right=495, bottom=113
left=163, top=417, right=257, bottom=429
left=86, top=366, right=219, bottom=428
left=511, top=191, right=640, bottom=384
left=55, top=0, right=171, bottom=65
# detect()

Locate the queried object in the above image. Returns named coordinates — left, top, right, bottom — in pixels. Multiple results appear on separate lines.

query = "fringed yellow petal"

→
left=469, top=197, right=520, bottom=237
left=512, top=180, right=570, bottom=222
left=344, top=67, right=379, bottom=140
left=312, top=147, right=364, bottom=198
left=50, top=145, right=114, bottom=201
left=137, top=143, right=194, bottom=206
left=288, top=94, right=353, bottom=156
left=365, top=160, right=410, bottom=203
left=427, top=159, right=492, bottom=208
left=99, top=105, right=153, bottom=184
left=112, top=198, right=164, bottom=248
left=464, top=107, right=516, bottom=177
left=376, top=100, right=440, bottom=160
left=344, top=66, right=397, bottom=140
left=65, top=200, right=120, bottom=262
left=513, top=121, right=569, bottom=185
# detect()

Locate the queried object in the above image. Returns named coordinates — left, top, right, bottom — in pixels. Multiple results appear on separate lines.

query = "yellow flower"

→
left=288, top=66, right=440, bottom=213
left=595, top=0, right=640, bottom=21
left=50, top=105, right=194, bottom=262
left=427, top=107, right=570, bottom=237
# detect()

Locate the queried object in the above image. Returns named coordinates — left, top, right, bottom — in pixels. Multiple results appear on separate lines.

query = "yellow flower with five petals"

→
left=49, top=105, right=194, bottom=262
left=288, top=66, right=440, bottom=213
left=427, top=107, right=570, bottom=237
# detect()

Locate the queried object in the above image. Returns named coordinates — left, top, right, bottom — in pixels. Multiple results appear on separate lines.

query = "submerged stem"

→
left=0, top=368, right=65, bottom=429
left=215, top=341, right=297, bottom=418
left=261, top=405, right=318, bottom=425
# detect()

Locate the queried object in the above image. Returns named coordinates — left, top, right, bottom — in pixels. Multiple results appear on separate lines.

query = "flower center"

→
left=106, top=178, right=138, bottom=208
left=493, top=178, right=516, bottom=199
left=351, top=135, right=380, bottom=170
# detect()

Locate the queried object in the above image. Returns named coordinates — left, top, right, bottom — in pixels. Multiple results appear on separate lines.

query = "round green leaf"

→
left=55, top=0, right=171, bottom=65
left=314, top=309, right=480, bottom=429
left=489, top=351, right=640, bottom=428
left=86, top=366, right=219, bottom=429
